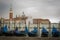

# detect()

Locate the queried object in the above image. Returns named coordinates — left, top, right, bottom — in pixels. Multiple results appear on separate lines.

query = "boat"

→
left=14, top=26, right=28, bottom=36
left=52, top=26, right=60, bottom=37
left=1, top=25, right=14, bottom=36
left=0, top=21, right=3, bottom=36
left=0, top=25, right=28, bottom=36
left=28, top=27, right=38, bottom=37
left=0, top=27, right=3, bottom=36
left=41, top=27, right=48, bottom=37
left=2, top=25, right=8, bottom=36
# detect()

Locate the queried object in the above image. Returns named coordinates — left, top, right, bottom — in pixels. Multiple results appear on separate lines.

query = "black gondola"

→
left=41, top=27, right=48, bottom=37
left=28, top=27, right=38, bottom=37
left=52, top=27, right=60, bottom=37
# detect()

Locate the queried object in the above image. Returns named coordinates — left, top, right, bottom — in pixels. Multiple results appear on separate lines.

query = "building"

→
left=33, top=19, right=51, bottom=28
left=0, top=7, right=28, bottom=31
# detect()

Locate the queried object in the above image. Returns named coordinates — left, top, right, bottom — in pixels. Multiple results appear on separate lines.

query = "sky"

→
left=0, top=0, right=60, bottom=23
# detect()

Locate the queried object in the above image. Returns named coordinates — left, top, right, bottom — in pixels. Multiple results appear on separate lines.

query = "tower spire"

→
left=22, top=11, right=25, bottom=17
left=10, top=4, right=12, bottom=11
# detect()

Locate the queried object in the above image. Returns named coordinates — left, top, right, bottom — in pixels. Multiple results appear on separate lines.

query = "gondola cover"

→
left=52, top=26, right=60, bottom=37
left=41, top=27, right=48, bottom=37
left=28, top=27, right=38, bottom=37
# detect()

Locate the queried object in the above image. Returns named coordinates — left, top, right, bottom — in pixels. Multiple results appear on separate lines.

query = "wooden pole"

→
left=58, top=21, right=60, bottom=37
left=25, top=19, right=26, bottom=27
left=14, top=20, right=16, bottom=29
left=37, top=20, right=40, bottom=37
left=48, top=21, right=51, bottom=37
left=58, top=21, right=60, bottom=32
left=28, top=21, right=30, bottom=31
left=9, top=20, right=10, bottom=31
left=0, top=19, right=1, bottom=28
left=19, top=21, right=21, bottom=30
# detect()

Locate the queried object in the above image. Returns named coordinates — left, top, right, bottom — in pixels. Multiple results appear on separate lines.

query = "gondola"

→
left=52, top=26, right=60, bottom=37
left=0, top=21, right=3, bottom=36
left=28, top=27, right=38, bottom=37
left=41, top=27, right=48, bottom=37
left=2, top=25, right=14, bottom=36
left=0, top=27, right=3, bottom=36
left=14, top=26, right=28, bottom=36
left=2, top=25, right=8, bottom=36
left=6, top=30, right=15, bottom=36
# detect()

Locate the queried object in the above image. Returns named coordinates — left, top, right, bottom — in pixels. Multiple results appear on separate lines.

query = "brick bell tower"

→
left=9, top=6, right=13, bottom=20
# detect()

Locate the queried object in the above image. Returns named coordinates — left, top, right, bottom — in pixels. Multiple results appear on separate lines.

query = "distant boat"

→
left=41, top=27, right=48, bottom=37
left=52, top=26, right=60, bottom=37
left=28, top=27, right=38, bottom=37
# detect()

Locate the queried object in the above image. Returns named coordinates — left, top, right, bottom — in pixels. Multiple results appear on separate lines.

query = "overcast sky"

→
left=0, top=0, right=60, bottom=23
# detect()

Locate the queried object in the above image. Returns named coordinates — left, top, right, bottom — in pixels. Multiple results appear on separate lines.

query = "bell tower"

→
left=9, top=5, right=13, bottom=20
